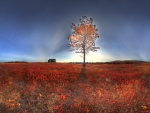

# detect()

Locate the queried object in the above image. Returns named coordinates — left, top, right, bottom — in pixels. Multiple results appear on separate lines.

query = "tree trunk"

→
left=83, top=48, right=86, bottom=66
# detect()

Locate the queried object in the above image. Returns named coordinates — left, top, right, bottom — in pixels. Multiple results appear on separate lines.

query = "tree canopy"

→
left=68, top=16, right=100, bottom=66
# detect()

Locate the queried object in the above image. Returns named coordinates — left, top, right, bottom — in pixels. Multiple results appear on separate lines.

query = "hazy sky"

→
left=0, top=0, right=150, bottom=62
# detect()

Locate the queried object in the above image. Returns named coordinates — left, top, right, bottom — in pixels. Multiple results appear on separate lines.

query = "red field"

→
left=0, top=62, right=150, bottom=113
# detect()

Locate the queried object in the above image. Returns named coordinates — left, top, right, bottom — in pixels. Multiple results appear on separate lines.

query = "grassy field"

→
left=0, top=62, right=150, bottom=113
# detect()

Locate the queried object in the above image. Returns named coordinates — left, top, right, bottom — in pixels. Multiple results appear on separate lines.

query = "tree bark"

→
left=83, top=47, right=86, bottom=66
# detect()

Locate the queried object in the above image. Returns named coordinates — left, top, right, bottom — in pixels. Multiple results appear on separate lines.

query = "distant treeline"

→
left=2, top=60, right=147, bottom=64
left=104, top=60, right=146, bottom=64
left=4, top=61, right=28, bottom=63
left=68, top=60, right=146, bottom=64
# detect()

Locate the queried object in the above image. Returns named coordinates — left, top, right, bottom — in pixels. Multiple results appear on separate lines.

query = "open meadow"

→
left=0, top=62, right=150, bottom=113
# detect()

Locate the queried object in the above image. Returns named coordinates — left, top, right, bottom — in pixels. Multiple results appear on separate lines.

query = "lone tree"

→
left=68, top=16, right=100, bottom=66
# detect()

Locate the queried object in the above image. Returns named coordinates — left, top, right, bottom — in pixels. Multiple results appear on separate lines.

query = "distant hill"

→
left=105, top=60, right=146, bottom=64
left=4, top=61, right=28, bottom=63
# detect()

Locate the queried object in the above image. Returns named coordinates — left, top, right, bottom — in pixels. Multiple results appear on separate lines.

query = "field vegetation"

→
left=0, top=62, right=150, bottom=112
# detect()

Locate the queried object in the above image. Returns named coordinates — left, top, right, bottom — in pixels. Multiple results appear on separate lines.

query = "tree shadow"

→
left=79, top=66, right=87, bottom=83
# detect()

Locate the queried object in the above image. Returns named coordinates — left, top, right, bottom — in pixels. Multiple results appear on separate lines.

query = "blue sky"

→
left=0, top=0, right=150, bottom=62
